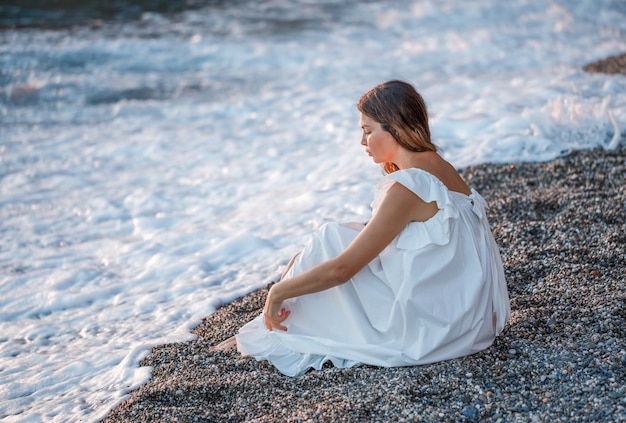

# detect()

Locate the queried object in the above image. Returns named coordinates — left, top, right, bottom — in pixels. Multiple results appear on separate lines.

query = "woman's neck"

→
left=395, top=150, right=438, bottom=170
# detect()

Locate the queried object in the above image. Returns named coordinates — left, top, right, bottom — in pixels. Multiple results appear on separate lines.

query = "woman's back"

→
left=408, top=151, right=471, bottom=196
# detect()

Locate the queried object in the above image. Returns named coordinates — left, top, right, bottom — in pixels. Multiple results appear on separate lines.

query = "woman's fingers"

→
left=264, top=317, right=288, bottom=331
left=270, top=320, right=288, bottom=331
left=264, top=308, right=290, bottom=331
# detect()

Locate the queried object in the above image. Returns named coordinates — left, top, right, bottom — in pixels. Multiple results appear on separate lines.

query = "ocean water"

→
left=1, top=0, right=625, bottom=421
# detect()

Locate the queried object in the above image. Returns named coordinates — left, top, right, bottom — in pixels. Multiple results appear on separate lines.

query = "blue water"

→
left=1, top=1, right=625, bottom=421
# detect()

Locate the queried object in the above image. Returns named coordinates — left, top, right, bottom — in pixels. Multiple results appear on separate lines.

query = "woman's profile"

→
left=215, top=80, right=510, bottom=377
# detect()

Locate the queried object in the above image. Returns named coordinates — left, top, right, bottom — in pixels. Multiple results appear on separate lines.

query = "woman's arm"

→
left=264, top=182, right=438, bottom=330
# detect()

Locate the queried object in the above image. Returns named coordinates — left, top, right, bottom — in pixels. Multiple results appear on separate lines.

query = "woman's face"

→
left=359, top=113, right=398, bottom=164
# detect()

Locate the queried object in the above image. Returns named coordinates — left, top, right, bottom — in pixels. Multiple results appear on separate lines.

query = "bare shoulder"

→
left=412, top=152, right=470, bottom=195
left=379, top=181, right=439, bottom=222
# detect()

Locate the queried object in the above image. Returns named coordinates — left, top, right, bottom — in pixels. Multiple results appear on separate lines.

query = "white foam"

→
left=1, top=0, right=625, bottom=421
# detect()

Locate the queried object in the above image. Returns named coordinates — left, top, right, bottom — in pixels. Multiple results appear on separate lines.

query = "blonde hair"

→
left=358, top=80, right=436, bottom=174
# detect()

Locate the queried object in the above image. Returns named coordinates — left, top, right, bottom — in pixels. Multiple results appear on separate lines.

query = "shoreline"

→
left=103, top=144, right=625, bottom=422
left=103, top=55, right=625, bottom=422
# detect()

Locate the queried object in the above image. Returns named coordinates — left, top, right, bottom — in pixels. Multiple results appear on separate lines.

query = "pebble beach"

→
left=102, top=61, right=626, bottom=423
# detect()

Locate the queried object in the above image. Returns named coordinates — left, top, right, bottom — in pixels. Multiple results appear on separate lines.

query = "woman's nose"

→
left=360, top=135, right=366, bottom=145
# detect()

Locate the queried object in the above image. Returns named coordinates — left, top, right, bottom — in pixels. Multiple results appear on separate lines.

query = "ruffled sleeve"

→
left=371, top=169, right=460, bottom=251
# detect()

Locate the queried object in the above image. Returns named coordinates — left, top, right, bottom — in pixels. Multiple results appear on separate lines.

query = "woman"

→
left=218, top=80, right=510, bottom=377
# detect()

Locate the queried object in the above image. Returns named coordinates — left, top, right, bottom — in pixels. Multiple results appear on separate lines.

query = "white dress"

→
left=236, top=168, right=511, bottom=377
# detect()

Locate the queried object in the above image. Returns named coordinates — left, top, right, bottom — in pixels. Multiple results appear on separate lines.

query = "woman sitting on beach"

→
left=216, top=80, right=510, bottom=377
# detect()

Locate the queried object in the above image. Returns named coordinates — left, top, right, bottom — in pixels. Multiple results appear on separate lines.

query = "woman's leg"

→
left=210, top=336, right=237, bottom=351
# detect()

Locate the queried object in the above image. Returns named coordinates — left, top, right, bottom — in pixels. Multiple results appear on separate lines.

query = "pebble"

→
left=102, top=146, right=626, bottom=422
left=461, top=405, right=480, bottom=420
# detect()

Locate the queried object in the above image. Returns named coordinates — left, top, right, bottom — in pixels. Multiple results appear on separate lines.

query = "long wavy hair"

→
left=357, top=80, right=436, bottom=174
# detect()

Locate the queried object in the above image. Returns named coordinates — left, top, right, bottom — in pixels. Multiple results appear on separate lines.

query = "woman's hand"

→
left=263, top=285, right=291, bottom=331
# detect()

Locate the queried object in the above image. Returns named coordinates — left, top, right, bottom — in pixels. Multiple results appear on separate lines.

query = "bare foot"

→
left=210, top=336, right=237, bottom=351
